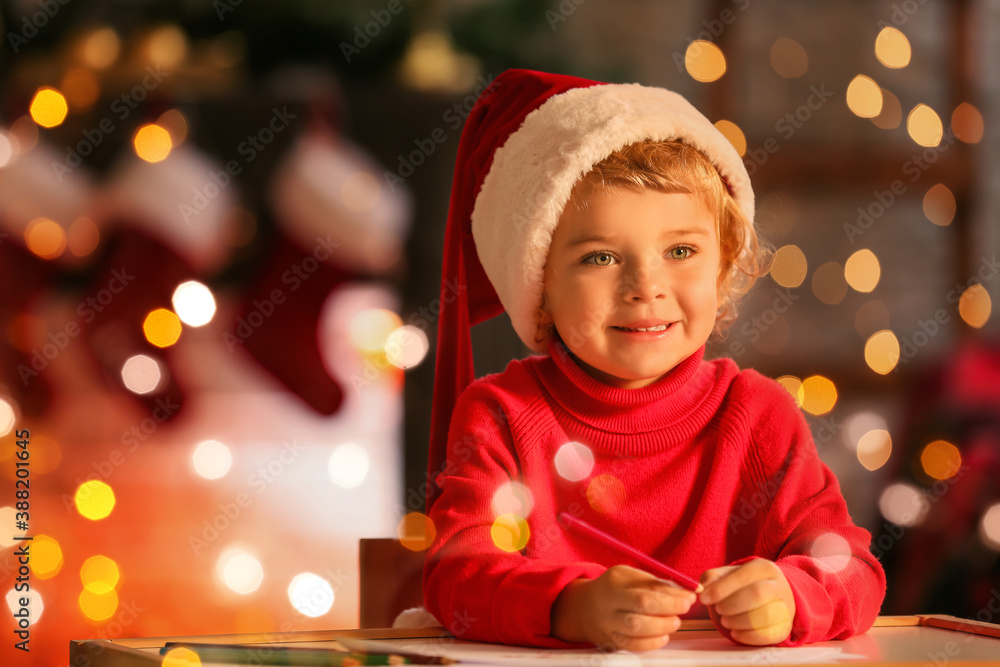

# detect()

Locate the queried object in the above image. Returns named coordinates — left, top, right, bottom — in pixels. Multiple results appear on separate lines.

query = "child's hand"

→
left=699, top=559, right=796, bottom=646
left=551, top=565, right=696, bottom=652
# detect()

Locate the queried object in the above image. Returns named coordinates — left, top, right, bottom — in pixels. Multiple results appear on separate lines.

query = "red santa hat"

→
left=426, top=68, right=755, bottom=510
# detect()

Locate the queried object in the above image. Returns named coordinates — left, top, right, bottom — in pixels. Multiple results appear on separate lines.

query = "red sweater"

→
left=424, top=339, right=885, bottom=647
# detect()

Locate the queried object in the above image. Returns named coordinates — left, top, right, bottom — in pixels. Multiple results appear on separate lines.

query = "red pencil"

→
left=559, top=512, right=704, bottom=592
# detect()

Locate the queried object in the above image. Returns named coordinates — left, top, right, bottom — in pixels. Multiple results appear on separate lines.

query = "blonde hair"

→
left=564, top=139, right=769, bottom=337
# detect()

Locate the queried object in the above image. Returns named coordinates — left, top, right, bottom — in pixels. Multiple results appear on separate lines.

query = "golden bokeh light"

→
left=951, top=102, right=984, bottom=144
left=143, top=308, right=183, bottom=348
left=812, top=261, right=848, bottom=305
left=162, top=647, right=202, bottom=667
left=922, top=184, right=956, bottom=226
left=871, top=88, right=902, bottom=130
left=586, top=474, right=626, bottom=515
left=907, top=104, right=943, bottom=147
left=685, top=40, right=726, bottom=82
left=79, top=587, right=119, bottom=623
left=25, top=218, right=67, bottom=260
left=145, top=24, right=189, bottom=69
left=397, top=512, right=436, bottom=552
left=769, top=37, right=808, bottom=78
left=81, top=555, right=121, bottom=593
left=864, top=330, right=900, bottom=375
left=29, top=88, right=69, bottom=128
left=350, top=309, right=403, bottom=355
left=874, top=27, right=911, bottom=68
left=491, top=514, right=529, bottom=553
left=857, top=429, right=892, bottom=471
left=845, top=249, right=881, bottom=293
left=846, top=75, right=883, bottom=118
left=920, top=440, right=962, bottom=480
left=770, top=245, right=807, bottom=288
left=958, top=284, right=991, bottom=328
left=492, top=481, right=534, bottom=519
left=75, top=480, right=116, bottom=520
left=80, top=27, right=121, bottom=69
left=714, top=120, right=746, bottom=157
left=133, top=124, right=173, bottom=163
left=30, top=535, right=64, bottom=579
left=60, top=67, right=100, bottom=111
left=775, top=375, right=804, bottom=407
left=68, top=217, right=101, bottom=257
left=800, top=375, right=837, bottom=415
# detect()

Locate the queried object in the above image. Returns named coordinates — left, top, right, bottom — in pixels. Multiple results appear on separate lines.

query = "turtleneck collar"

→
left=528, top=338, right=728, bottom=440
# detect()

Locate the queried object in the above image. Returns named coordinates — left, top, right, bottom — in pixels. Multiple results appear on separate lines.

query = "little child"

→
left=421, top=69, right=885, bottom=651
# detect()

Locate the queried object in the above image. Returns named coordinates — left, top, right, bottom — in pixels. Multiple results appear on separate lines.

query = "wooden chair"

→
left=358, top=538, right=427, bottom=628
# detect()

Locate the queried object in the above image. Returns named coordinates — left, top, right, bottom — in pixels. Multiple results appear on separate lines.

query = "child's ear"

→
left=534, top=296, right=555, bottom=346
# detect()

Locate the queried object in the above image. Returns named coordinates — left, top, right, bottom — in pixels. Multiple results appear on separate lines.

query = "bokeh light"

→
left=385, top=325, right=430, bottom=369
left=769, top=245, right=807, bottom=288
left=350, top=309, right=403, bottom=354
left=775, top=375, right=804, bottom=407
left=845, top=249, right=881, bottom=293
left=492, top=481, right=534, bottom=519
left=845, top=411, right=889, bottom=451
left=218, top=549, right=264, bottom=595
left=328, top=443, right=370, bottom=489
left=191, top=440, right=233, bottom=480
left=879, top=483, right=929, bottom=527
left=397, top=512, right=436, bottom=552
left=553, top=442, right=594, bottom=482
left=121, top=354, right=163, bottom=394
left=958, top=284, right=991, bottom=328
left=287, top=573, right=334, bottom=617
left=857, top=429, right=892, bottom=471
left=158, top=109, right=189, bottom=145
left=29, top=88, right=69, bottom=128
left=846, top=75, right=882, bottom=118
left=919, top=440, right=962, bottom=480
left=810, top=532, right=852, bottom=572
left=980, top=504, right=1000, bottom=551
left=907, top=104, right=944, bottom=147
left=586, top=474, right=626, bottom=514
left=5, top=589, right=43, bottom=625
left=874, top=27, right=911, bottom=68
left=74, top=480, right=116, bottom=520
left=811, top=261, right=848, bottom=305
left=80, top=27, right=121, bottom=68
left=134, top=124, right=173, bottom=163
left=922, top=184, right=956, bottom=226
left=30, top=535, right=64, bottom=579
left=864, top=330, right=900, bottom=375
left=145, top=24, right=189, bottom=68
left=769, top=37, right=808, bottom=78
left=0, top=398, right=15, bottom=436
left=951, top=102, right=984, bottom=144
left=25, top=218, right=67, bottom=260
left=685, top=40, right=726, bottom=82
left=800, top=375, right=837, bottom=415
left=491, top=514, right=530, bottom=552
left=0, top=507, right=28, bottom=547
left=871, top=88, right=902, bottom=130
left=162, top=647, right=201, bottom=667
left=172, top=281, right=217, bottom=327
left=714, top=120, right=746, bottom=157
left=79, top=587, right=118, bottom=622
left=143, top=308, right=183, bottom=347
left=68, top=217, right=101, bottom=257
left=81, top=555, right=121, bottom=594
left=341, top=171, right=381, bottom=213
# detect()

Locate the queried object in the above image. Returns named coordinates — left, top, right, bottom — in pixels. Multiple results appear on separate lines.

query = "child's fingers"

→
left=616, top=610, right=682, bottom=638
left=618, top=585, right=697, bottom=617
left=699, top=560, right=770, bottom=607
left=709, top=577, right=785, bottom=617
left=718, top=599, right=792, bottom=632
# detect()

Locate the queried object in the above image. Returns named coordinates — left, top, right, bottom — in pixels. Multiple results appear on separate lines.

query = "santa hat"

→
left=426, top=69, right=755, bottom=509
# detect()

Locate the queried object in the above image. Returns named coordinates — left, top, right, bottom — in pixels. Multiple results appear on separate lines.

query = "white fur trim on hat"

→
left=470, top=83, right=754, bottom=353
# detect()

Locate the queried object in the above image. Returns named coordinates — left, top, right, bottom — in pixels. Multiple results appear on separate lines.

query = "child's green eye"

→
left=670, top=246, right=694, bottom=260
left=587, top=253, right=615, bottom=266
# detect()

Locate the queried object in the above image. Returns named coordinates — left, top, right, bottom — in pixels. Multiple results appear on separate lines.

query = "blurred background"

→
left=0, top=0, right=999, bottom=664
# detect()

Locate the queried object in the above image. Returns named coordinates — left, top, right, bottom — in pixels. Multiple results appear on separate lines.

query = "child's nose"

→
left=621, top=264, right=666, bottom=302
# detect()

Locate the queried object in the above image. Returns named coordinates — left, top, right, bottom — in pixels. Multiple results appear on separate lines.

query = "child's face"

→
left=543, top=187, right=720, bottom=389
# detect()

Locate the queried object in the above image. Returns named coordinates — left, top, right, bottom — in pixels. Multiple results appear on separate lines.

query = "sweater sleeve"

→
left=423, top=382, right=606, bottom=647
left=729, top=373, right=886, bottom=646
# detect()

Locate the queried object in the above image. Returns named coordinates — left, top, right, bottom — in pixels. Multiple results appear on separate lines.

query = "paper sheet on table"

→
left=337, top=636, right=867, bottom=666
